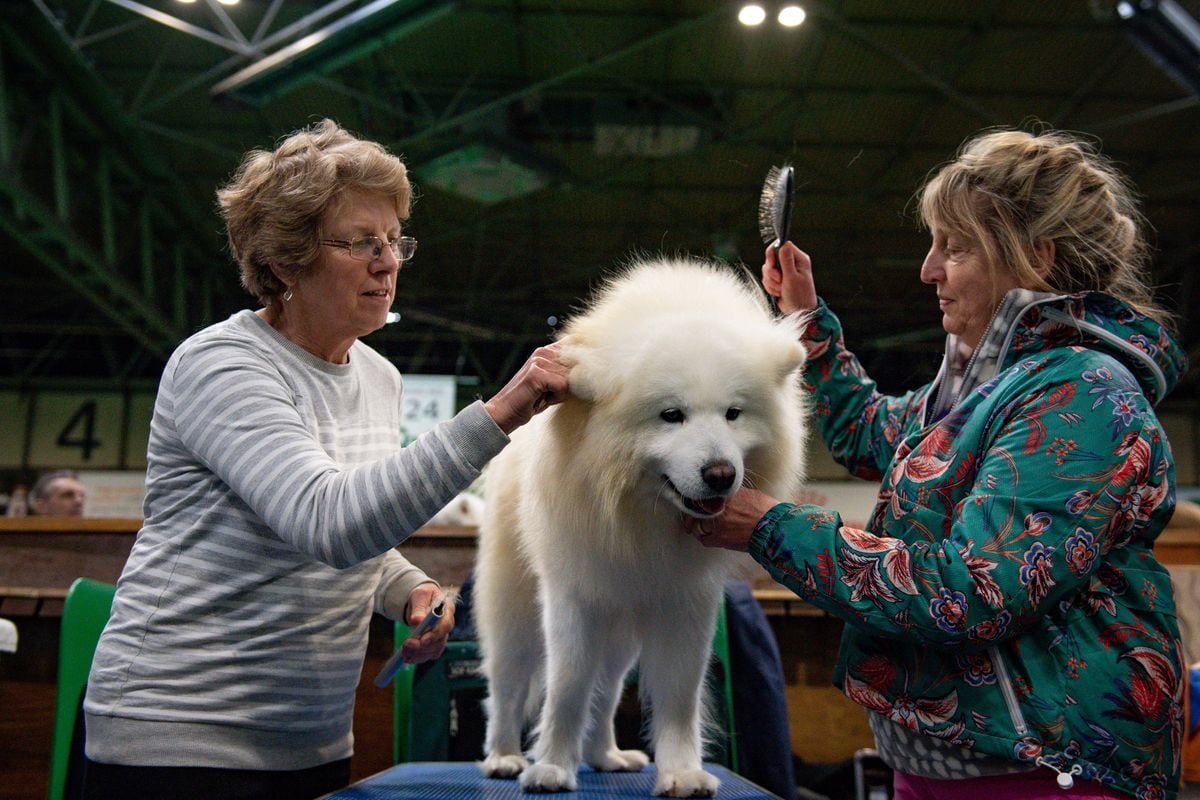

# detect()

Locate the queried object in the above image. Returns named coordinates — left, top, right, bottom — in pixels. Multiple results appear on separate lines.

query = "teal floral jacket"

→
left=750, top=289, right=1188, bottom=799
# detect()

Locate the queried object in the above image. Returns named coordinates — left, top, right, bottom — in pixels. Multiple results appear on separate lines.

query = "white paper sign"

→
left=399, top=374, right=458, bottom=446
left=77, top=469, right=148, bottom=518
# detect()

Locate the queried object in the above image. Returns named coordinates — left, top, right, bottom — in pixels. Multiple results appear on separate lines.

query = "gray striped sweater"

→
left=84, top=309, right=508, bottom=770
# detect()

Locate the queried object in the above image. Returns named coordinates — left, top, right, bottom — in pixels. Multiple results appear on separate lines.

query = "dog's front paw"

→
left=587, top=747, right=649, bottom=772
left=480, top=753, right=529, bottom=779
left=520, top=762, right=577, bottom=793
left=653, top=768, right=719, bottom=798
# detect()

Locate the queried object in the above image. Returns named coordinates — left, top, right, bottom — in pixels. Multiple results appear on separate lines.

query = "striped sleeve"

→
left=167, top=331, right=508, bottom=568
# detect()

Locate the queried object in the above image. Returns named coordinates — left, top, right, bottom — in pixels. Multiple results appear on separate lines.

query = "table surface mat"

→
left=324, top=762, right=781, bottom=799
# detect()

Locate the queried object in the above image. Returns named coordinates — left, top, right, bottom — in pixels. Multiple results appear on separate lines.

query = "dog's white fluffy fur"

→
left=474, top=257, right=808, bottom=797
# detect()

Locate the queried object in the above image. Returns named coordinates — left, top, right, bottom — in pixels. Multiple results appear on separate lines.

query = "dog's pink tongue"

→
left=696, top=497, right=727, bottom=515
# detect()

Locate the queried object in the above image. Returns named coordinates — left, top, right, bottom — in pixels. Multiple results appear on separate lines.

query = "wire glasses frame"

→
left=319, top=235, right=417, bottom=262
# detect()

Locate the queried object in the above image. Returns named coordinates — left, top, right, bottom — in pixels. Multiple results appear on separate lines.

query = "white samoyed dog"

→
left=474, top=257, right=808, bottom=797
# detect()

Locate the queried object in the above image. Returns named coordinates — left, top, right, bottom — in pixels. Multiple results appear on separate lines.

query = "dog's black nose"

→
left=701, top=461, right=736, bottom=494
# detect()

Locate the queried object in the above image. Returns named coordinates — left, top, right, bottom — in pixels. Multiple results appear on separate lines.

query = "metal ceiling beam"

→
left=0, top=197, right=178, bottom=359
left=211, top=0, right=456, bottom=102
left=393, top=5, right=730, bottom=150
left=0, top=8, right=226, bottom=378
left=1085, top=95, right=1200, bottom=130
left=806, top=0, right=1005, bottom=126
left=76, top=0, right=363, bottom=115
left=202, top=0, right=250, bottom=50
left=94, top=0, right=255, bottom=55
left=19, top=7, right=223, bottom=240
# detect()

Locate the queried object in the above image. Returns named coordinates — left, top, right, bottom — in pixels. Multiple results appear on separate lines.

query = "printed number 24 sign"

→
left=399, top=375, right=456, bottom=447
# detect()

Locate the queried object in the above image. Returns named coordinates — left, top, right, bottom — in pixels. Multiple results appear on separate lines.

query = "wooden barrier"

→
left=0, top=517, right=807, bottom=617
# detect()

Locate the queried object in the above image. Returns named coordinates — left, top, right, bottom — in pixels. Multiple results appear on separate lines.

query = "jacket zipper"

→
left=989, top=645, right=1028, bottom=735
left=992, top=638, right=1083, bottom=789
left=934, top=294, right=1114, bottom=789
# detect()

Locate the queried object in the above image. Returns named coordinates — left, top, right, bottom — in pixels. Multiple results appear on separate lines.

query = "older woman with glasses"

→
left=81, top=119, right=569, bottom=800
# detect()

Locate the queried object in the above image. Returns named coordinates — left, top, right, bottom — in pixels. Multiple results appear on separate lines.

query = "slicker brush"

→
left=757, top=164, right=794, bottom=312
left=757, top=163, right=794, bottom=254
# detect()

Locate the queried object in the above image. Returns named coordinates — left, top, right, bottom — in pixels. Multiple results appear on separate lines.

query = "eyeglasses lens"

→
left=397, top=237, right=416, bottom=261
left=350, top=237, right=383, bottom=261
left=348, top=236, right=416, bottom=262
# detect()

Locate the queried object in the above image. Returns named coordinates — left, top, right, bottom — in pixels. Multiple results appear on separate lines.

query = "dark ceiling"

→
left=2, top=0, right=1198, bottom=402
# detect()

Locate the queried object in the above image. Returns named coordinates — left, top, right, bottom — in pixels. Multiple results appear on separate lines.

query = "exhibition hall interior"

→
left=1, top=2, right=1198, bottom=799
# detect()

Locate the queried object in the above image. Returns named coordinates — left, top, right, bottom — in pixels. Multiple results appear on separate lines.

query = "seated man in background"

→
left=30, top=470, right=87, bottom=517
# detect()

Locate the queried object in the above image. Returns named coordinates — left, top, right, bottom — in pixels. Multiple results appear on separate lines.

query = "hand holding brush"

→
left=757, top=164, right=794, bottom=312
left=374, top=587, right=459, bottom=687
left=757, top=164, right=817, bottom=314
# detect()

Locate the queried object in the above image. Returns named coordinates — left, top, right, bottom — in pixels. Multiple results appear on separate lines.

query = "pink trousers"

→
left=892, top=769, right=1125, bottom=799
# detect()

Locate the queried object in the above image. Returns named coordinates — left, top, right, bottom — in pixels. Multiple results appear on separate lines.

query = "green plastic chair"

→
left=48, top=578, right=116, bottom=800
left=392, top=596, right=739, bottom=772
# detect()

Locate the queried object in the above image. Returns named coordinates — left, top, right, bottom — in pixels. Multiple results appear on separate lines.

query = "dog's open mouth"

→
left=665, top=478, right=729, bottom=518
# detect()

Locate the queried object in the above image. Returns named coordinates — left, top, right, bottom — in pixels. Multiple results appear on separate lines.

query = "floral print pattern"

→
left=750, top=291, right=1187, bottom=799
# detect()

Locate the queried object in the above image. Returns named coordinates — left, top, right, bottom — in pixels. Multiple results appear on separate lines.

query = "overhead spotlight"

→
left=738, top=4, right=767, bottom=26
left=778, top=5, right=807, bottom=27
left=216, top=0, right=239, bottom=5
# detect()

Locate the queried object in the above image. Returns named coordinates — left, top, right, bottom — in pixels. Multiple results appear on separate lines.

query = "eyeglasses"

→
left=319, top=235, right=417, bottom=262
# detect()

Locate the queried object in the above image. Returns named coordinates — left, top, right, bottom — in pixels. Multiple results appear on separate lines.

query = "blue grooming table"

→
left=322, top=762, right=782, bottom=799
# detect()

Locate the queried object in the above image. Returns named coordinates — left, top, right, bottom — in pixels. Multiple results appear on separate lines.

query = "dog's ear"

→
left=774, top=339, right=807, bottom=384
left=557, top=335, right=604, bottom=403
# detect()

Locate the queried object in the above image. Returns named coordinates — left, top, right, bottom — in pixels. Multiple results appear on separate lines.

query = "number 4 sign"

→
left=28, top=392, right=127, bottom=468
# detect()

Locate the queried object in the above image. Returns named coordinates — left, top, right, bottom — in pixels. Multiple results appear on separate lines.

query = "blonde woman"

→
left=692, top=129, right=1187, bottom=800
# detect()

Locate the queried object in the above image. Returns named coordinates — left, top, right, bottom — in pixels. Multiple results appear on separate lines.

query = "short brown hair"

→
left=918, top=128, right=1171, bottom=327
left=216, top=119, right=412, bottom=305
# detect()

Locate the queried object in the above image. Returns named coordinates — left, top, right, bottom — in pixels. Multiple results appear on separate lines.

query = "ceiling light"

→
left=738, top=5, right=767, bottom=26
left=778, top=5, right=806, bottom=27
left=216, top=0, right=239, bottom=5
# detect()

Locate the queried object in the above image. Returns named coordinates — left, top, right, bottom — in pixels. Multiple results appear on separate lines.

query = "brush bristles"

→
left=757, top=164, right=793, bottom=245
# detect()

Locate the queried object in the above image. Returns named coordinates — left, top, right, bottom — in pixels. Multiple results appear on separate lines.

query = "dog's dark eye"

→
left=726, top=407, right=742, bottom=421
left=660, top=408, right=685, bottom=423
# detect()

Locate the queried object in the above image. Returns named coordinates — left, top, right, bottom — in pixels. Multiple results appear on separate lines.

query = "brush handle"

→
left=765, top=236, right=788, bottom=314
left=373, top=589, right=454, bottom=687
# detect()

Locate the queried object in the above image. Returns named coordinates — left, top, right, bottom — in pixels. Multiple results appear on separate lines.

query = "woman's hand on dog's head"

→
left=683, top=488, right=783, bottom=552
left=485, top=343, right=571, bottom=435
